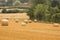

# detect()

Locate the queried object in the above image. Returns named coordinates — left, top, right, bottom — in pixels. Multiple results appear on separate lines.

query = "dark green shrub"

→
left=2, top=9, right=20, bottom=13
left=52, top=13, right=60, bottom=23
left=2, top=9, right=7, bottom=13
left=11, top=6, right=30, bottom=9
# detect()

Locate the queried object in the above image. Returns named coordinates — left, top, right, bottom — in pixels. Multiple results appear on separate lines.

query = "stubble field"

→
left=0, top=13, right=60, bottom=40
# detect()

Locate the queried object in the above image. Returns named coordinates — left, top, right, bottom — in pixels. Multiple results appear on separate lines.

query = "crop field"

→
left=0, top=13, right=60, bottom=40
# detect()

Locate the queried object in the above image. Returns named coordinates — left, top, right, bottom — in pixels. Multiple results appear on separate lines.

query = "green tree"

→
left=29, top=0, right=50, bottom=5
left=48, top=6, right=59, bottom=22
left=34, top=4, right=49, bottom=21
left=13, top=0, right=21, bottom=6
left=27, top=8, right=35, bottom=20
left=27, top=0, right=60, bottom=23
left=27, top=0, right=50, bottom=20
left=49, top=6, right=59, bottom=14
left=52, top=13, right=60, bottom=23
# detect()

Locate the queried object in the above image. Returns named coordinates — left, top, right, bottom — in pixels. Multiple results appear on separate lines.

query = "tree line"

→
left=27, top=0, right=60, bottom=23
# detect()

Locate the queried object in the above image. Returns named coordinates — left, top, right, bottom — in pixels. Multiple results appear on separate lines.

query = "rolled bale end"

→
left=53, top=23, right=59, bottom=27
left=34, top=19, right=37, bottom=22
left=28, top=20, right=32, bottom=23
left=1, top=19, right=8, bottom=26
left=24, top=19, right=28, bottom=24
left=21, top=22, right=26, bottom=26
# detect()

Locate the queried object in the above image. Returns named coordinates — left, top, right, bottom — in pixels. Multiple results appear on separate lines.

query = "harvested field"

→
left=0, top=13, right=29, bottom=19
left=0, top=13, right=60, bottom=40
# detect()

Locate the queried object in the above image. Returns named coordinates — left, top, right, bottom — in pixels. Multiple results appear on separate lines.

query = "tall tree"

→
left=34, top=4, right=49, bottom=20
left=51, top=0, right=59, bottom=7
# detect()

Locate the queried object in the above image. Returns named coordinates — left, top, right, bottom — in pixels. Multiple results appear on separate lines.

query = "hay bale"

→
left=24, top=19, right=28, bottom=24
left=53, top=23, right=59, bottom=27
left=21, top=22, right=26, bottom=26
left=15, top=19, right=19, bottom=23
left=28, top=20, right=32, bottom=23
left=34, top=19, right=37, bottom=22
left=1, top=19, right=8, bottom=26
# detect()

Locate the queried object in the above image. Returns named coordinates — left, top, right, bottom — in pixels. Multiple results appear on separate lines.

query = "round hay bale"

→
left=34, top=19, right=37, bottom=22
left=28, top=20, right=32, bottom=23
left=24, top=19, right=28, bottom=24
left=21, top=22, right=26, bottom=26
left=53, top=23, right=59, bottom=27
left=15, top=18, right=19, bottom=23
left=1, top=19, right=8, bottom=26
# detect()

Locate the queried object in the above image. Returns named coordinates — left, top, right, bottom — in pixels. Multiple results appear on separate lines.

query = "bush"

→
left=7, top=10, right=19, bottom=13
left=52, top=13, right=60, bottom=23
left=11, top=6, right=30, bottom=9
left=2, top=9, right=7, bottom=13
left=2, top=9, right=29, bottom=13
left=19, top=9, right=29, bottom=13
left=2, top=9, right=20, bottom=13
left=27, top=8, right=35, bottom=20
left=34, top=4, right=49, bottom=21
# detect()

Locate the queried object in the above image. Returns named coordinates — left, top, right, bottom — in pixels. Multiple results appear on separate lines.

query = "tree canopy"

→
left=27, top=0, right=60, bottom=23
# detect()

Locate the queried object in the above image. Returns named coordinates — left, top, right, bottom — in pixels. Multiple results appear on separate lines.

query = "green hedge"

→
left=2, top=9, right=29, bottom=13
left=10, top=6, right=30, bottom=9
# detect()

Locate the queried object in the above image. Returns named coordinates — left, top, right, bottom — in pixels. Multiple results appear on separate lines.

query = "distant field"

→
left=0, top=13, right=29, bottom=19
left=0, top=13, right=60, bottom=40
